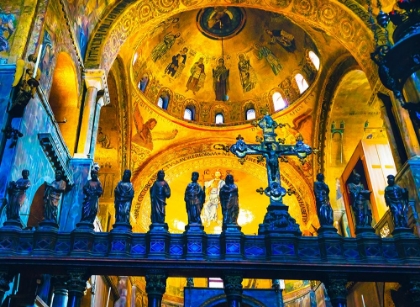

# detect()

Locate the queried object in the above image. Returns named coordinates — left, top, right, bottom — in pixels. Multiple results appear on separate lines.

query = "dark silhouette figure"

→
left=7, top=169, right=31, bottom=221
left=385, top=174, right=409, bottom=228
left=43, top=170, right=66, bottom=223
left=347, top=172, right=372, bottom=227
left=314, top=173, right=334, bottom=226
left=150, top=170, right=171, bottom=224
left=114, top=170, right=135, bottom=224
left=219, top=174, right=239, bottom=226
left=185, top=172, right=205, bottom=225
left=81, top=169, right=103, bottom=223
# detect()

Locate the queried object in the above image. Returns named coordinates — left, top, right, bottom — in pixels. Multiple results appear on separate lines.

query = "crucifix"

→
left=229, top=114, right=313, bottom=235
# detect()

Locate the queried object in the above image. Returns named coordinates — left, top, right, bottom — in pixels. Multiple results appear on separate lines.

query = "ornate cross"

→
left=229, top=114, right=313, bottom=235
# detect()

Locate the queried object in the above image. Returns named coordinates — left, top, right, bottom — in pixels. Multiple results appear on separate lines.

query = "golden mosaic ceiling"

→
left=132, top=8, right=319, bottom=125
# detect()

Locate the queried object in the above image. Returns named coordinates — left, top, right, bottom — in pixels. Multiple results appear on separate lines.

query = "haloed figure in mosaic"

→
left=114, top=170, right=135, bottom=224
left=7, top=169, right=31, bottom=221
left=150, top=170, right=171, bottom=224
left=81, top=168, right=103, bottom=223
left=385, top=174, right=409, bottom=228
left=185, top=172, right=205, bottom=225
left=43, top=170, right=67, bottom=223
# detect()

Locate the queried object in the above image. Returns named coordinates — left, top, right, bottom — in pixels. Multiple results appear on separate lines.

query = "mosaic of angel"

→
left=151, top=32, right=180, bottom=62
left=238, top=54, right=256, bottom=93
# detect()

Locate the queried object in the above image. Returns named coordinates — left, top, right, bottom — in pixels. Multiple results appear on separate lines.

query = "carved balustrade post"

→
left=222, top=272, right=243, bottom=307
left=66, top=269, right=88, bottom=307
left=323, top=276, right=347, bottom=307
left=51, top=275, right=68, bottom=307
left=145, top=270, right=167, bottom=307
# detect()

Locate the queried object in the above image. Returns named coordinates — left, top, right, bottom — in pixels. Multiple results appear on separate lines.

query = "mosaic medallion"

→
left=197, top=7, right=246, bottom=40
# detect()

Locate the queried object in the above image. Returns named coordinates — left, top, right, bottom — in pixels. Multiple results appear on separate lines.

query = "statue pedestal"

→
left=111, top=222, right=132, bottom=233
left=109, top=227, right=132, bottom=257
left=393, top=227, right=420, bottom=261
left=221, top=224, right=243, bottom=260
left=356, top=227, right=381, bottom=262
left=147, top=223, right=169, bottom=259
left=71, top=222, right=95, bottom=257
left=258, top=204, right=302, bottom=236
left=318, top=226, right=343, bottom=262
left=184, top=224, right=206, bottom=260
left=33, top=222, right=58, bottom=255
left=0, top=219, right=22, bottom=255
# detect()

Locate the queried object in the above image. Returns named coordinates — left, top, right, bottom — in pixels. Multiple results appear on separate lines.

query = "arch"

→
left=157, top=90, right=170, bottom=110
left=272, top=92, right=288, bottom=111
left=184, top=106, right=195, bottom=121
left=84, top=0, right=377, bottom=87
left=294, top=73, right=309, bottom=94
left=215, top=113, right=224, bottom=124
left=246, top=108, right=256, bottom=121
left=27, top=183, right=46, bottom=229
left=48, top=52, right=79, bottom=155
left=308, top=51, right=320, bottom=70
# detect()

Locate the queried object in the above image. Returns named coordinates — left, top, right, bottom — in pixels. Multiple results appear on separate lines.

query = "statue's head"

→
left=123, top=169, right=131, bottom=182
left=157, top=170, right=165, bottom=180
left=55, top=170, right=63, bottom=181
left=387, top=174, right=395, bottom=185
left=22, top=169, right=29, bottom=179
left=214, top=171, right=221, bottom=179
left=91, top=169, right=98, bottom=181
left=352, top=172, right=361, bottom=184
left=225, top=174, right=234, bottom=185
left=316, top=173, right=324, bottom=182
left=191, top=171, right=199, bottom=182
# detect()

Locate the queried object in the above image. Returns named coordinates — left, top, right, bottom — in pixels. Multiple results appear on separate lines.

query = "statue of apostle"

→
left=80, top=168, right=103, bottom=223
left=347, top=171, right=372, bottom=227
left=184, top=172, right=205, bottom=225
left=219, top=174, right=239, bottom=226
left=7, top=169, right=31, bottom=221
left=43, top=170, right=67, bottom=223
left=385, top=174, right=409, bottom=228
left=150, top=170, right=171, bottom=224
left=314, top=173, right=334, bottom=226
left=114, top=170, right=135, bottom=224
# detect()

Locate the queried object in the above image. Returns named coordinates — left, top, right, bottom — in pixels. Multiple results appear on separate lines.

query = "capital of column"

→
left=222, top=272, right=243, bottom=297
left=0, top=269, right=11, bottom=292
left=323, top=275, right=348, bottom=307
left=67, top=269, right=88, bottom=297
left=145, top=270, right=167, bottom=296
left=83, top=69, right=110, bottom=106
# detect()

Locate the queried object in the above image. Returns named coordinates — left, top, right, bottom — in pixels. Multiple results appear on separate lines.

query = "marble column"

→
left=52, top=275, right=68, bottom=307
left=222, top=272, right=243, bottom=307
left=145, top=270, right=167, bottom=307
left=66, top=270, right=88, bottom=307
left=76, top=69, right=109, bottom=158
left=323, top=277, right=347, bottom=307
left=0, top=270, right=11, bottom=303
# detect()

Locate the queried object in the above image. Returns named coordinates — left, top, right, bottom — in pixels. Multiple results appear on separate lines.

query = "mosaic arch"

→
left=131, top=139, right=318, bottom=233
left=84, top=0, right=378, bottom=85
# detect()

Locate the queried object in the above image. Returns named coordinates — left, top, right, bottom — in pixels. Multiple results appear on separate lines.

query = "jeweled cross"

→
left=230, top=114, right=313, bottom=206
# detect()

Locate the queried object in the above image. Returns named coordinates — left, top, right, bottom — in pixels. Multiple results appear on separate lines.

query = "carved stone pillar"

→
left=0, top=270, right=11, bottom=303
left=76, top=69, right=109, bottom=158
left=222, top=272, right=243, bottom=307
left=145, top=270, right=167, bottom=307
left=66, top=270, right=88, bottom=307
left=52, top=275, right=68, bottom=307
left=323, top=277, right=347, bottom=307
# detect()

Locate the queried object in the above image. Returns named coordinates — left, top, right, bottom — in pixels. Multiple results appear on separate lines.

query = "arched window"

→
left=246, top=108, right=256, bottom=120
left=184, top=108, right=194, bottom=121
left=272, top=92, right=288, bottom=111
left=295, top=74, right=309, bottom=94
left=158, top=93, right=169, bottom=110
left=308, top=51, right=320, bottom=70
left=138, top=74, right=149, bottom=92
left=215, top=113, right=224, bottom=124
left=133, top=52, right=138, bottom=65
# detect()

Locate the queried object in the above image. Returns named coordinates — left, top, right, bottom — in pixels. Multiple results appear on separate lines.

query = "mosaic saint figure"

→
left=81, top=168, right=103, bottom=223
left=151, top=32, right=180, bottom=62
left=114, top=170, right=135, bottom=224
left=0, top=10, right=16, bottom=52
left=265, top=29, right=296, bottom=52
left=202, top=171, right=225, bottom=225
left=256, top=45, right=282, bottom=76
left=213, top=58, right=229, bottom=101
left=314, top=173, right=334, bottom=226
left=207, top=7, right=233, bottom=30
left=150, top=170, right=171, bottom=224
left=238, top=54, right=256, bottom=92
left=165, top=47, right=188, bottom=78
left=6, top=170, right=31, bottom=221
left=219, top=174, right=239, bottom=226
left=186, top=57, right=206, bottom=94
left=385, top=174, right=409, bottom=228
left=185, top=172, right=205, bottom=225
left=43, top=170, right=67, bottom=223
left=347, top=171, right=372, bottom=227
